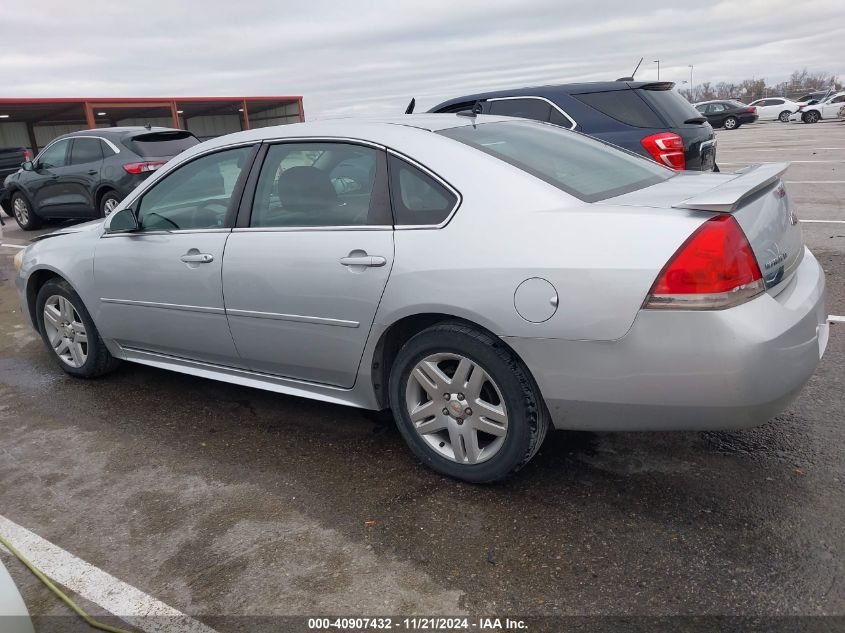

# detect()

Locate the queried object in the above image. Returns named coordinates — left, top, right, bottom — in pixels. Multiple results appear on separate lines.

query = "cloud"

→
left=3, top=0, right=843, bottom=118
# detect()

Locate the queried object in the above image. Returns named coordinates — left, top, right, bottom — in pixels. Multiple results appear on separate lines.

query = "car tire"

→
left=98, top=190, right=121, bottom=217
left=35, top=278, right=121, bottom=378
left=803, top=110, right=820, bottom=124
left=723, top=116, right=738, bottom=130
left=778, top=110, right=791, bottom=122
left=10, top=191, right=41, bottom=230
left=388, top=321, right=549, bottom=483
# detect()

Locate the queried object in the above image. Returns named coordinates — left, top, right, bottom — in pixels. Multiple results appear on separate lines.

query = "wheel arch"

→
left=94, top=185, right=118, bottom=211
left=368, top=312, right=540, bottom=410
left=25, top=267, right=78, bottom=329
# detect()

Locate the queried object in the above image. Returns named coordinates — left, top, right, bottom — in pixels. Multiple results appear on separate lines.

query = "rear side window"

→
left=574, top=90, right=663, bottom=128
left=388, top=155, right=457, bottom=226
left=127, top=131, right=199, bottom=158
left=69, top=138, right=103, bottom=165
left=488, top=98, right=552, bottom=123
left=637, top=87, right=703, bottom=126
left=438, top=120, right=673, bottom=203
left=250, top=142, right=390, bottom=228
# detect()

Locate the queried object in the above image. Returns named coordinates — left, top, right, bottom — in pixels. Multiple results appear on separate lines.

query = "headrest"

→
left=276, top=166, right=337, bottom=211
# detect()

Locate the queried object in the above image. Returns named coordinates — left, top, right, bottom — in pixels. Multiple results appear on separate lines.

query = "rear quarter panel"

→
left=374, top=137, right=707, bottom=341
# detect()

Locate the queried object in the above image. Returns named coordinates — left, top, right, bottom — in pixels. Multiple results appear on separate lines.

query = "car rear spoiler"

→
left=672, top=163, right=789, bottom=213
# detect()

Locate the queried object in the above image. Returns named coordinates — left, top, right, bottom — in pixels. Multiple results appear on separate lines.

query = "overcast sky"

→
left=3, top=0, right=843, bottom=118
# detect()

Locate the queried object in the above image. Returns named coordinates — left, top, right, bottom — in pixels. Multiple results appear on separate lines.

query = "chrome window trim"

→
left=111, top=136, right=463, bottom=234
left=487, top=96, right=578, bottom=130
left=70, top=135, right=122, bottom=154
left=386, top=148, right=463, bottom=230
left=259, top=136, right=387, bottom=151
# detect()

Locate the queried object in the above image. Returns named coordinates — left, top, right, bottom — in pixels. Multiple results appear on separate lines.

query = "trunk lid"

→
left=603, top=163, right=804, bottom=292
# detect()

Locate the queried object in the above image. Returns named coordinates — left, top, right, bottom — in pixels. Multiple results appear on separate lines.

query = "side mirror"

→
left=105, top=207, right=139, bottom=233
left=21, top=161, right=34, bottom=171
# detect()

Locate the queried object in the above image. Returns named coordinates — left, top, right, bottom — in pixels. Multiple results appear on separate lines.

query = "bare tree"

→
left=679, top=69, right=841, bottom=103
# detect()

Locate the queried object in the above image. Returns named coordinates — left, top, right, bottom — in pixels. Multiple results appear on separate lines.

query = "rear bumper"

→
left=506, top=248, right=827, bottom=431
left=740, top=114, right=759, bottom=124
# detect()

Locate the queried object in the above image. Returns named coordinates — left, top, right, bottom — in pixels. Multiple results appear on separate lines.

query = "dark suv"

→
left=429, top=81, right=716, bottom=171
left=1, top=127, right=199, bottom=230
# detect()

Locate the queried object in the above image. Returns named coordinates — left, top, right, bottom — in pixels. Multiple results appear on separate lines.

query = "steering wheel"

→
left=191, top=199, right=228, bottom=228
left=143, top=212, right=180, bottom=230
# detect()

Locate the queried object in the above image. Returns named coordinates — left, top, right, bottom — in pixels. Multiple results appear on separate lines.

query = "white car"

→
left=789, top=91, right=845, bottom=123
left=747, top=97, right=800, bottom=122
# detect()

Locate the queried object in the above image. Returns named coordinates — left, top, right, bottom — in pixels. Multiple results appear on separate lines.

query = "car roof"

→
left=171, top=114, right=520, bottom=159
left=429, top=81, right=676, bottom=110
left=52, top=126, right=187, bottom=143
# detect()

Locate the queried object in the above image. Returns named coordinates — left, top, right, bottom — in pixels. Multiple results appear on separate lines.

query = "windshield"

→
left=437, top=120, right=673, bottom=202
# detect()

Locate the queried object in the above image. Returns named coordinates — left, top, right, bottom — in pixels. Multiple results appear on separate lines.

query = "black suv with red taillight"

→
left=1, top=126, right=199, bottom=230
left=428, top=81, right=717, bottom=171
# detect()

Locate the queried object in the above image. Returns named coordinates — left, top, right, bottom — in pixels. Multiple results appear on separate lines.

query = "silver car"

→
left=14, top=115, right=828, bottom=482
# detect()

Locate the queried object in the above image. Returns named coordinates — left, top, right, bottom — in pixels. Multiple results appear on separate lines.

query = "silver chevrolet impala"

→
left=14, top=115, right=828, bottom=482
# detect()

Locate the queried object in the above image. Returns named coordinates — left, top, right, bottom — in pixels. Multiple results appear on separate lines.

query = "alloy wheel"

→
left=42, top=295, right=88, bottom=368
left=103, top=197, right=119, bottom=215
left=724, top=117, right=737, bottom=129
left=13, top=197, right=29, bottom=224
left=405, top=352, right=509, bottom=465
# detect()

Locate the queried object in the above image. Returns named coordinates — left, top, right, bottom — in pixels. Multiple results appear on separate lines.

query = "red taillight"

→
left=747, top=107, right=756, bottom=113
left=641, top=132, right=686, bottom=170
left=23, top=149, right=30, bottom=161
left=645, top=215, right=764, bottom=310
left=122, top=161, right=167, bottom=174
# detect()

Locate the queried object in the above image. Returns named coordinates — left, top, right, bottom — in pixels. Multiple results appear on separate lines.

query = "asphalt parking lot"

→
left=0, top=120, right=843, bottom=632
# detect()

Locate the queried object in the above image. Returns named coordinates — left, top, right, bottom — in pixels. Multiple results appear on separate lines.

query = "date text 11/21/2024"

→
left=306, top=617, right=528, bottom=630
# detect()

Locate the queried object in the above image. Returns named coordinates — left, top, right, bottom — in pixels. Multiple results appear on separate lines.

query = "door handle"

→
left=339, top=255, right=386, bottom=267
left=87, top=170, right=98, bottom=175
left=180, top=253, right=214, bottom=264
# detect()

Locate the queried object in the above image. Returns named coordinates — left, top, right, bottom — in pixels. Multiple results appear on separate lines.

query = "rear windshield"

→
left=438, top=120, right=673, bottom=202
left=637, top=87, right=704, bottom=126
left=127, top=131, right=199, bottom=158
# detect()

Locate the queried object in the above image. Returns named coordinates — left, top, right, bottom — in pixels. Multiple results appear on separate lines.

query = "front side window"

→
left=438, top=119, right=673, bottom=203
left=70, top=138, right=103, bottom=165
left=137, top=146, right=252, bottom=231
left=388, top=155, right=457, bottom=226
left=38, top=140, right=70, bottom=169
left=708, top=103, right=727, bottom=113
left=250, top=142, right=388, bottom=228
